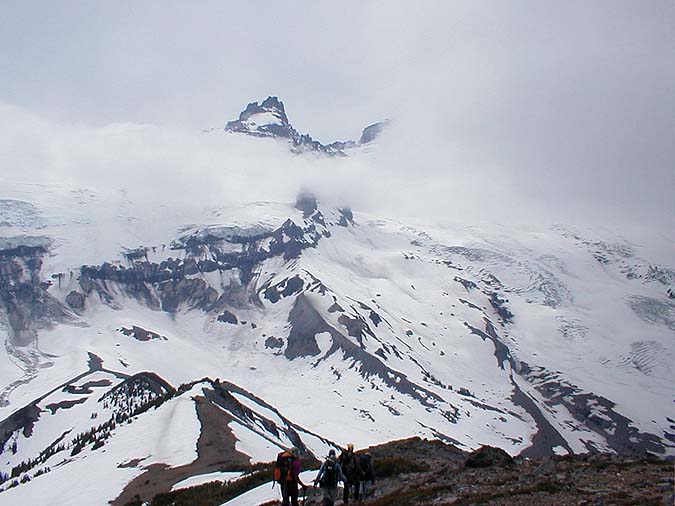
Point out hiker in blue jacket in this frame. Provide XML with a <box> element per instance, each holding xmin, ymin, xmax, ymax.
<box><xmin>314</xmin><ymin>449</ymin><xmax>347</xmax><ymax>506</ymax></box>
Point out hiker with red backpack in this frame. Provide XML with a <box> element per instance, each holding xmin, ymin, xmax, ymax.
<box><xmin>338</xmin><ymin>443</ymin><xmax>364</xmax><ymax>504</ymax></box>
<box><xmin>273</xmin><ymin>447</ymin><xmax>309</xmax><ymax>506</ymax></box>
<box><xmin>313</xmin><ymin>448</ymin><xmax>347</xmax><ymax>506</ymax></box>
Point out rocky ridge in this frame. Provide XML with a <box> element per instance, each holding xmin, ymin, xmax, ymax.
<box><xmin>120</xmin><ymin>437</ymin><xmax>675</xmax><ymax>506</ymax></box>
<box><xmin>225</xmin><ymin>96</ymin><xmax>386</xmax><ymax>156</ymax></box>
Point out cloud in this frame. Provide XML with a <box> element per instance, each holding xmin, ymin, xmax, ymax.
<box><xmin>0</xmin><ymin>2</ymin><xmax>672</xmax><ymax>233</ymax></box>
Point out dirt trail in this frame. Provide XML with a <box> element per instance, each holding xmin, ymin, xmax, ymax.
<box><xmin>111</xmin><ymin>396</ymin><xmax>250</xmax><ymax>506</ymax></box>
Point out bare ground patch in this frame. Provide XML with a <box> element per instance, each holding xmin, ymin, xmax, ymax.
<box><xmin>111</xmin><ymin>396</ymin><xmax>250</xmax><ymax>506</ymax></box>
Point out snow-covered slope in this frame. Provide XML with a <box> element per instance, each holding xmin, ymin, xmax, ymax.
<box><xmin>0</xmin><ymin>176</ymin><xmax>673</xmax><ymax>503</ymax></box>
<box><xmin>0</xmin><ymin>357</ymin><xmax>333</xmax><ymax>505</ymax></box>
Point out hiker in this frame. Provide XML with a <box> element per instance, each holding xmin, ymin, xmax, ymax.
<box><xmin>339</xmin><ymin>443</ymin><xmax>363</xmax><ymax>503</ymax></box>
<box><xmin>275</xmin><ymin>447</ymin><xmax>309</xmax><ymax>506</ymax></box>
<box><xmin>359</xmin><ymin>452</ymin><xmax>375</xmax><ymax>499</ymax></box>
<box><xmin>313</xmin><ymin>449</ymin><xmax>347</xmax><ymax>506</ymax></box>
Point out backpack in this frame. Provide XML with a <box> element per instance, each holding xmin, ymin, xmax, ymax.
<box><xmin>319</xmin><ymin>459</ymin><xmax>338</xmax><ymax>487</ymax></box>
<box><xmin>273</xmin><ymin>451</ymin><xmax>294</xmax><ymax>483</ymax></box>
<box><xmin>359</xmin><ymin>454</ymin><xmax>375</xmax><ymax>481</ymax></box>
<box><xmin>341</xmin><ymin>451</ymin><xmax>361</xmax><ymax>478</ymax></box>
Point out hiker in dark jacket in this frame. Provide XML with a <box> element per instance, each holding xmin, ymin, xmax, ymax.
<box><xmin>359</xmin><ymin>452</ymin><xmax>376</xmax><ymax>498</ymax></box>
<box><xmin>339</xmin><ymin>443</ymin><xmax>363</xmax><ymax>503</ymax></box>
<box><xmin>313</xmin><ymin>449</ymin><xmax>347</xmax><ymax>506</ymax></box>
<box><xmin>282</xmin><ymin>447</ymin><xmax>309</xmax><ymax>506</ymax></box>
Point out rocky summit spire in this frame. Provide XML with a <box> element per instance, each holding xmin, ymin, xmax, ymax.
<box><xmin>224</xmin><ymin>96</ymin><xmax>387</xmax><ymax>156</ymax></box>
<box><xmin>226</xmin><ymin>96</ymin><xmax>292</xmax><ymax>139</ymax></box>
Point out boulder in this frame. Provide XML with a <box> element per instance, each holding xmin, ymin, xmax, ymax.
<box><xmin>465</xmin><ymin>445</ymin><xmax>514</xmax><ymax>468</ymax></box>
<box><xmin>65</xmin><ymin>290</ymin><xmax>85</xmax><ymax>310</ymax></box>
<box><xmin>217</xmin><ymin>310</ymin><xmax>238</xmax><ymax>324</ymax></box>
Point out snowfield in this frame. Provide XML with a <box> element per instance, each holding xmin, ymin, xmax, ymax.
<box><xmin>0</xmin><ymin>179</ymin><xmax>673</xmax><ymax>505</ymax></box>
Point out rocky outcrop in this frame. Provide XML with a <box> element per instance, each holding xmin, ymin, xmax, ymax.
<box><xmin>346</xmin><ymin>438</ymin><xmax>673</xmax><ymax>506</ymax></box>
<box><xmin>0</xmin><ymin>237</ymin><xmax>70</xmax><ymax>346</ymax></box>
<box><xmin>217</xmin><ymin>310</ymin><xmax>238</xmax><ymax>324</ymax></box>
<box><xmin>358</xmin><ymin>120</ymin><xmax>388</xmax><ymax>144</ymax></box>
<box><xmin>295</xmin><ymin>191</ymin><xmax>318</xmax><ymax>217</ymax></box>
<box><xmin>65</xmin><ymin>290</ymin><xmax>85</xmax><ymax>310</ymax></box>
<box><xmin>338</xmin><ymin>207</ymin><xmax>354</xmax><ymax>227</ymax></box>
<box><xmin>465</xmin><ymin>445</ymin><xmax>514</xmax><ymax>468</ymax></box>
<box><xmin>118</xmin><ymin>326</ymin><xmax>166</xmax><ymax>342</ymax></box>
<box><xmin>285</xmin><ymin>294</ymin><xmax>457</xmax><ymax>425</ymax></box>
<box><xmin>78</xmin><ymin>210</ymin><xmax>330</xmax><ymax>315</ymax></box>
<box><xmin>225</xmin><ymin>96</ymin><xmax>382</xmax><ymax>156</ymax></box>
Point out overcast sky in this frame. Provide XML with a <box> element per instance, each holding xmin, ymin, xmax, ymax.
<box><xmin>1</xmin><ymin>1</ymin><xmax>673</xmax><ymax>232</ymax></box>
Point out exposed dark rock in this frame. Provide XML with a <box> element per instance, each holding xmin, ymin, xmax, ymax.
<box><xmin>123</xmin><ymin>247</ymin><xmax>148</xmax><ymax>262</ymax></box>
<box><xmin>263</xmin><ymin>275</ymin><xmax>304</xmax><ymax>303</ymax></box>
<box><xmin>465</xmin><ymin>320</ymin><xmax>511</xmax><ymax>370</ymax></box>
<box><xmin>64</xmin><ymin>379</ymin><xmax>112</xmax><ymax>395</ymax></box>
<box><xmin>206</xmin><ymin>379</ymin><xmax>331</xmax><ymax>459</ymax></box>
<box><xmin>44</xmin><ymin>397</ymin><xmax>87</xmax><ymax>415</ymax></box>
<box><xmin>285</xmin><ymin>294</ymin><xmax>323</xmax><ymax>359</ymax></box>
<box><xmin>463</xmin><ymin>320</ymin><xmax>574</xmax><ymax>457</ymax></box>
<box><xmin>157</xmin><ymin>278</ymin><xmax>218</xmax><ymax>313</ymax></box>
<box><xmin>337</xmin><ymin>313</ymin><xmax>375</xmax><ymax>346</ymax></box>
<box><xmin>521</xmin><ymin>363</ymin><xmax>670</xmax><ymax>456</ymax></box>
<box><xmin>199</xmin><ymin>259</ymin><xmax>218</xmax><ymax>273</ymax></box>
<box><xmin>217</xmin><ymin>310</ymin><xmax>238</xmax><ymax>324</ymax></box>
<box><xmin>264</xmin><ymin>336</ymin><xmax>284</xmax><ymax>349</ymax></box>
<box><xmin>118</xmin><ymin>326</ymin><xmax>167</xmax><ymax>341</ymax></box>
<box><xmin>358</xmin><ymin>120</ymin><xmax>388</xmax><ymax>144</ymax></box>
<box><xmin>327</xmin><ymin>301</ymin><xmax>344</xmax><ymax>313</ymax></box>
<box><xmin>295</xmin><ymin>191</ymin><xmax>318</xmax><ymax>218</ymax></box>
<box><xmin>459</xmin><ymin>298</ymin><xmax>482</xmax><ymax>311</ymax></box>
<box><xmin>0</xmin><ymin>238</ymin><xmax>70</xmax><ymax>346</ymax></box>
<box><xmin>533</xmin><ymin>456</ymin><xmax>557</xmax><ymax>476</ymax></box>
<box><xmin>489</xmin><ymin>292</ymin><xmax>514</xmax><ymax>323</ymax></box>
<box><xmin>331</xmin><ymin>438</ymin><xmax>674</xmax><ymax>506</ymax></box>
<box><xmin>224</xmin><ymin>96</ymin><xmax>356</xmax><ymax>156</ymax></box>
<box><xmin>511</xmin><ymin>379</ymin><xmax>573</xmax><ymax>459</ymax></box>
<box><xmin>465</xmin><ymin>445</ymin><xmax>514</xmax><ymax>468</ymax></box>
<box><xmin>454</xmin><ymin>275</ymin><xmax>478</xmax><ymax>290</ymax></box>
<box><xmin>65</xmin><ymin>290</ymin><xmax>85</xmax><ymax>310</ymax></box>
<box><xmin>183</xmin><ymin>258</ymin><xmax>199</xmax><ymax>275</ymax></box>
<box><xmin>338</xmin><ymin>208</ymin><xmax>354</xmax><ymax>227</ymax></box>
<box><xmin>286</xmin><ymin>295</ymin><xmax>455</xmax><ymax>423</ymax></box>
<box><xmin>466</xmin><ymin>318</ymin><xmax>670</xmax><ymax>458</ymax></box>
<box><xmin>79</xmin><ymin>275</ymin><xmax>95</xmax><ymax>294</ymax></box>
<box><xmin>0</xmin><ymin>403</ymin><xmax>41</xmax><ymax>451</ymax></box>
<box><xmin>76</xmin><ymin>208</ymin><xmax>328</xmax><ymax>318</ymax></box>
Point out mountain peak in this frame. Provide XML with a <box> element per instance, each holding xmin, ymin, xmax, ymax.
<box><xmin>227</xmin><ymin>96</ymin><xmax>290</xmax><ymax>136</ymax></box>
<box><xmin>224</xmin><ymin>96</ymin><xmax>386</xmax><ymax>156</ymax></box>
<box><xmin>239</xmin><ymin>96</ymin><xmax>289</xmax><ymax>124</ymax></box>
<box><xmin>260</xmin><ymin>95</ymin><xmax>286</xmax><ymax>114</ymax></box>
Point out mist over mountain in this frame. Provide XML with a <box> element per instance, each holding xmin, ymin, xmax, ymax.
<box><xmin>0</xmin><ymin>97</ymin><xmax>673</xmax><ymax>505</ymax></box>
<box><xmin>1</xmin><ymin>3</ymin><xmax>673</xmax><ymax>505</ymax></box>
